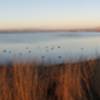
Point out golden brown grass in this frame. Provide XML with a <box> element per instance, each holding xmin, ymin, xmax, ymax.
<box><xmin>0</xmin><ymin>59</ymin><xmax>99</xmax><ymax>100</ymax></box>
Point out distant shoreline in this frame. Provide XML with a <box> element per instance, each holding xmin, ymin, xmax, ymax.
<box><xmin>0</xmin><ymin>28</ymin><xmax>100</xmax><ymax>33</ymax></box>
<box><xmin>0</xmin><ymin>31</ymin><xmax>100</xmax><ymax>33</ymax></box>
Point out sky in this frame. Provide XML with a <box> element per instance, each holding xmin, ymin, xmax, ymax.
<box><xmin>0</xmin><ymin>0</ymin><xmax>100</xmax><ymax>30</ymax></box>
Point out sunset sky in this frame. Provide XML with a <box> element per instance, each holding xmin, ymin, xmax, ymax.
<box><xmin>0</xmin><ymin>0</ymin><xmax>100</xmax><ymax>30</ymax></box>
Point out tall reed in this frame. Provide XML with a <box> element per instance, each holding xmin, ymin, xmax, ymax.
<box><xmin>0</xmin><ymin>59</ymin><xmax>99</xmax><ymax>100</ymax></box>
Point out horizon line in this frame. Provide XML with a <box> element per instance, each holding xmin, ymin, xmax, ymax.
<box><xmin>0</xmin><ymin>27</ymin><xmax>100</xmax><ymax>33</ymax></box>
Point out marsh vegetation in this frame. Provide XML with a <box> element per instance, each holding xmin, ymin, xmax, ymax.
<box><xmin>0</xmin><ymin>59</ymin><xmax>100</xmax><ymax>100</ymax></box>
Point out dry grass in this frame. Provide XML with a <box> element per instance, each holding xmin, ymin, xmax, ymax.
<box><xmin>0</xmin><ymin>59</ymin><xmax>99</xmax><ymax>100</ymax></box>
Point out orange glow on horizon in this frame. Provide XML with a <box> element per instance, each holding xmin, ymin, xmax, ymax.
<box><xmin>0</xmin><ymin>19</ymin><xmax>100</xmax><ymax>30</ymax></box>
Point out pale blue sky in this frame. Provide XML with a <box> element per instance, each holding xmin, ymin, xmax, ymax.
<box><xmin>0</xmin><ymin>0</ymin><xmax>100</xmax><ymax>29</ymax></box>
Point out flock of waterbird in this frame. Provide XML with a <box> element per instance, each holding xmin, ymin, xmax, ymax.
<box><xmin>2</xmin><ymin>45</ymin><xmax>84</xmax><ymax>61</ymax></box>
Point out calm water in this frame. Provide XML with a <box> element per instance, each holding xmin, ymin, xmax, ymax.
<box><xmin>0</xmin><ymin>32</ymin><xmax>100</xmax><ymax>64</ymax></box>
